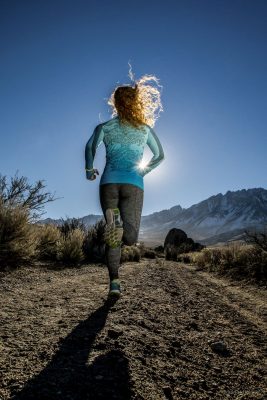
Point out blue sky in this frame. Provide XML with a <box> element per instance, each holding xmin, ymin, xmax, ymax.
<box><xmin>0</xmin><ymin>0</ymin><xmax>266</xmax><ymax>219</ymax></box>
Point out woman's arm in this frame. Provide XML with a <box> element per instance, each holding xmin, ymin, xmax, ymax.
<box><xmin>140</xmin><ymin>126</ymin><xmax>165</xmax><ymax>177</ymax></box>
<box><xmin>85</xmin><ymin>124</ymin><xmax>104</xmax><ymax>179</ymax></box>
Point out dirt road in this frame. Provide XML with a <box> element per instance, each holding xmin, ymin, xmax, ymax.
<box><xmin>0</xmin><ymin>259</ymin><xmax>266</xmax><ymax>400</ymax></box>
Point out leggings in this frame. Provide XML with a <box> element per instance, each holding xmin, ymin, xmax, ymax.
<box><xmin>99</xmin><ymin>183</ymin><xmax>144</xmax><ymax>280</ymax></box>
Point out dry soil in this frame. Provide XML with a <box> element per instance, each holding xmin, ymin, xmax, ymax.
<box><xmin>0</xmin><ymin>259</ymin><xmax>266</xmax><ymax>400</ymax></box>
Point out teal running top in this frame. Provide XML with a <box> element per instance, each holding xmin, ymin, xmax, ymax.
<box><xmin>85</xmin><ymin>116</ymin><xmax>165</xmax><ymax>190</ymax></box>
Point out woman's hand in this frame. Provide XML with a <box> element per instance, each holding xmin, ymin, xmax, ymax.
<box><xmin>86</xmin><ymin>169</ymin><xmax>99</xmax><ymax>180</ymax></box>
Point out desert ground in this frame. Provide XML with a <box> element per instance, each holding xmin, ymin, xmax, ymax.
<box><xmin>0</xmin><ymin>259</ymin><xmax>266</xmax><ymax>400</ymax></box>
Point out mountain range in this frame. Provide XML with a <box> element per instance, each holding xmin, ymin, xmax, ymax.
<box><xmin>39</xmin><ymin>188</ymin><xmax>267</xmax><ymax>246</ymax></box>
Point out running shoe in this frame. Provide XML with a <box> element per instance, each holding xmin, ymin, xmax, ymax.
<box><xmin>104</xmin><ymin>208</ymin><xmax>124</xmax><ymax>248</ymax></box>
<box><xmin>108</xmin><ymin>279</ymin><xmax>121</xmax><ymax>297</ymax></box>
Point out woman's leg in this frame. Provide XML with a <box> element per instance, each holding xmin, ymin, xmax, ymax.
<box><xmin>118</xmin><ymin>184</ymin><xmax>144</xmax><ymax>246</ymax></box>
<box><xmin>99</xmin><ymin>183</ymin><xmax>121</xmax><ymax>281</ymax></box>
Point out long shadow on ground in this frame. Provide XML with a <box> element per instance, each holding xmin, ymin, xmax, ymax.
<box><xmin>12</xmin><ymin>298</ymin><xmax>133</xmax><ymax>400</ymax></box>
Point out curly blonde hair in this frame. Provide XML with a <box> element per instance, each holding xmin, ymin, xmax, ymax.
<box><xmin>107</xmin><ymin>73</ymin><xmax>163</xmax><ymax>129</ymax></box>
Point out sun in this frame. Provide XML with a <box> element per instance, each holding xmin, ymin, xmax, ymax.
<box><xmin>138</xmin><ymin>160</ymin><xmax>147</xmax><ymax>170</ymax></box>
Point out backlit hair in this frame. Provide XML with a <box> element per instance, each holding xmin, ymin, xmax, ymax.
<box><xmin>107</xmin><ymin>72</ymin><xmax>163</xmax><ymax>129</ymax></box>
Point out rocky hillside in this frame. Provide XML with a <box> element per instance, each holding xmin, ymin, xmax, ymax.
<box><xmin>39</xmin><ymin>188</ymin><xmax>267</xmax><ymax>246</ymax></box>
<box><xmin>139</xmin><ymin>188</ymin><xmax>267</xmax><ymax>245</ymax></box>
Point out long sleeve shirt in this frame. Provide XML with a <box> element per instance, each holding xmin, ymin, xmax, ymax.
<box><xmin>85</xmin><ymin>116</ymin><xmax>164</xmax><ymax>190</ymax></box>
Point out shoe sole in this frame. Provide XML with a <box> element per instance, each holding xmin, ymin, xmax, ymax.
<box><xmin>105</xmin><ymin>208</ymin><xmax>115</xmax><ymax>225</ymax></box>
<box><xmin>104</xmin><ymin>209</ymin><xmax>124</xmax><ymax>245</ymax></box>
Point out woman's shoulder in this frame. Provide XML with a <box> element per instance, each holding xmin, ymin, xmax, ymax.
<box><xmin>92</xmin><ymin>117</ymin><xmax>118</xmax><ymax>135</ymax></box>
<box><xmin>100</xmin><ymin>116</ymin><xmax>119</xmax><ymax>129</ymax></box>
<box><xmin>100</xmin><ymin>116</ymin><xmax>150</xmax><ymax>135</ymax></box>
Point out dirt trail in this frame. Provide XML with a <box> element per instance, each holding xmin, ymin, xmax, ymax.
<box><xmin>0</xmin><ymin>260</ymin><xmax>266</xmax><ymax>400</ymax></box>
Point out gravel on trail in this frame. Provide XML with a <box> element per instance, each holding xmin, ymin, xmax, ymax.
<box><xmin>0</xmin><ymin>259</ymin><xmax>266</xmax><ymax>400</ymax></box>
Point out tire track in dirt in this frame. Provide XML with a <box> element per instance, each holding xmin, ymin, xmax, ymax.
<box><xmin>167</xmin><ymin>262</ymin><xmax>267</xmax><ymax>350</ymax></box>
<box><xmin>196</xmin><ymin>268</ymin><xmax>267</xmax><ymax>327</ymax></box>
<box><xmin>117</xmin><ymin>260</ymin><xmax>267</xmax><ymax>399</ymax></box>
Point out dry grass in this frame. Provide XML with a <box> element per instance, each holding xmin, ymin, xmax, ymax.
<box><xmin>189</xmin><ymin>243</ymin><xmax>267</xmax><ymax>282</ymax></box>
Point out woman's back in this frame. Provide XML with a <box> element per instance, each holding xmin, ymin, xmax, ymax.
<box><xmin>85</xmin><ymin>116</ymin><xmax>164</xmax><ymax>190</ymax></box>
<box><xmin>103</xmin><ymin>116</ymin><xmax>147</xmax><ymax>170</ymax></box>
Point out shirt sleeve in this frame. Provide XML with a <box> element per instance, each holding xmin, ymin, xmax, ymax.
<box><xmin>140</xmin><ymin>126</ymin><xmax>165</xmax><ymax>177</ymax></box>
<box><xmin>85</xmin><ymin>124</ymin><xmax>104</xmax><ymax>172</ymax></box>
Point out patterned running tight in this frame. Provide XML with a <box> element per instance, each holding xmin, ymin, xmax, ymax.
<box><xmin>99</xmin><ymin>183</ymin><xmax>144</xmax><ymax>281</ymax></box>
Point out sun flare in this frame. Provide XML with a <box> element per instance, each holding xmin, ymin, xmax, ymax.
<box><xmin>138</xmin><ymin>160</ymin><xmax>147</xmax><ymax>170</ymax></box>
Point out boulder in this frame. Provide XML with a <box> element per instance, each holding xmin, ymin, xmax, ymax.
<box><xmin>164</xmin><ymin>228</ymin><xmax>188</xmax><ymax>248</ymax></box>
<box><xmin>164</xmin><ymin>228</ymin><xmax>204</xmax><ymax>260</ymax></box>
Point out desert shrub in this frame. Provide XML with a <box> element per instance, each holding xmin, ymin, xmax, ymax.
<box><xmin>177</xmin><ymin>254</ymin><xmax>191</xmax><ymax>263</ymax></box>
<box><xmin>163</xmin><ymin>241</ymin><xmax>204</xmax><ymax>261</ymax></box>
<box><xmin>137</xmin><ymin>241</ymin><xmax>146</xmax><ymax>257</ymax></box>
<box><xmin>57</xmin><ymin>228</ymin><xmax>85</xmax><ymax>265</ymax></box>
<box><xmin>193</xmin><ymin>248</ymin><xmax>222</xmax><ymax>271</ymax></box>
<box><xmin>0</xmin><ymin>171</ymin><xmax>57</xmax><ymax>221</ymax></box>
<box><xmin>209</xmin><ymin>248</ymin><xmax>222</xmax><ymax>269</ymax></box>
<box><xmin>120</xmin><ymin>246</ymin><xmax>129</xmax><ymax>263</ymax></box>
<box><xmin>143</xmin><ymin>248</ymin><xmax>156</xmax><ymax>259</ymax></box>
<box><xmin>165</xmin><ymin>244</ymin><xmax>177</xmax><ymax>261</ymax></box>
<box><xmin>121</xmin><ymin>245</ymin><xmax>132</xmax><ymax>263</ymax></box>
<box><xmin>59</xmin><ymin>217</ymin><xmax>87</xmax><ymax>238</ymax></box>
<box><xmin>92</xmin><ymin>219</ymin><xmax>106</xmax><ymax>244</ymax></box>
<box><xmin>132</xmin><ymin>246</ymin><xmax>141</xmax><ymax>261</ymax></box>
<box><xmin>231</xmin><ymin>244</ymin><xmax>267</xmax><ymax>280</ymax></box>
<box><xmin>237</xmin><ymin>245</ymin><xmax>264</xmax><ymax>266</ymax></box>
<box><xmin>82</xmin><ymin>227</ymin><xmax>95</xmax><ymax>261</ymax></box>
<box><xmin>177</xmin><ymin>242</ymin><xmax>194</xmax><ymax>254</ymax></box>
<box><xmin>137</xmin><ymin>242</ymin><xmax>155</xmax><ymax>258</ymax></box>
<box><xmin>82</xmin><ymin>219</ymin><xmax>106</xmax><ymax>262</ymax></box>
<box><xmin>0</xmin><ymin>200</ymin><xmax>38</xmax><ymax>269</ymax></box>
<box><xmin>35</xmin><ymin>223</ymin><xmax>61</xmax><ymax>261</ymax></box>
<box><xmin>245</xmin><ymin>227</ymin><xmax>267</xmax><ymax>252</ymax></box>
<box><xmin>193</xmin><ymin>249</ymin><xmax>209</xmax><ymax>268</ymax></box>
<box><xmin>220</xmin><ymin>246</ymin><xmax>235</xmax><ymax>268</ymax></box>
<box><xmin>192</xmin><ymin>243</ymin><xmax>267</xmax><ymax>282</ymax></box>
<box><xmin>217</xmin><ymin>243</ymin><xmax>245</xmax><ymax>272</ymax></box>
<box><xmin>126</xmin><ymin>246</ymin><xmax>134</xmax><ymax>261</ymax></box>
<box><xmin>120</xmin><ymin>245</ymin><xmax>141</xmax><ymax>263</ymax></box>
<box><xmin>154</xmin><ymin>245</ymin><xmax>164</xmax><ymax>253</ymax></box>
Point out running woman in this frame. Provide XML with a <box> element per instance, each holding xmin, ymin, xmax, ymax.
<box><xmin>85</xmin><ymin>74</ymin><xmax>165</xmax><ymax>298</ymax></box>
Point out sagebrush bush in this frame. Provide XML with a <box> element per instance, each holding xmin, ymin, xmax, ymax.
<box><xmin>57</xmin><ymin>228</ymin><xmax>85</xmax><ymax>265</ymax></box>
<box><xmin>59</xmin><ymin>217</ymin><xmax>87</xmax><ymax>238</ymax></box>
<box><xmin>138</xmin><ymin>242</ymin><xmax>156</xmax><ymax>259</ymax></box>
<box><xmin>165</xmin><ymin>244</ymin><xmax>177</xmax><ymax>261</ymax></box>
<box><xmin>34</xmin><ymin>223</ymin><xmax>61</xmax><ymax>261</ymax></box>
<box><xmin>82</xmin><ymin>227</ymin><xmax>94</xmax><ymax>261</ymax></box>
<box><xmin>120</xmin><ymin>247</ymin><xmax>128</xmax><ymax>263</ymax></box>
<box><xmin>193</xmin><ymin>248</ymin><xmax>222</xmax><ymax>271</ymax></box>
<box><xmin>82</xmin><ymin>219</ymin><xmax>106</xmax><ymax>262</ymax></box>
<box><xmin>132</xmin><ymin>246</ymin><xmax>141</xmax><ymax>261</ymax></box>
<box><xmin>177</xmin><ymin>242</ymin><xmax>195</xmax><ymax>254</ymax></box>
<box><xmin>177</xmin><ymin>255</ymin><xmax>191</xmax><ymax>263</ymax></box>
<box><xmin>192</xmin><ymin>243</ymin><xmax>267</xmax><ymax>282</ymax></box>
<box><xmin>0</xmin><ymin>171</ymin><xmax>57</xmax><ymax>221</ymax></box>
<box><xmin>121</xmin><ymin>245</ymin><xmax>141</xmax><ymax>263</ymax></box>
<box><xmin>127</xmin><ymin>247</ymin><xmax>135</xmax><ymax>260</ymax></box>
<box><xmin>154</xmin><ymin>245</ymin><xmax>164</xmax><ymax>253</ymax></box>
<box><xmin>143</xmin><ymin>248</ymin><xmax>156</xmax><ymax>259</ymax></box>
<box><xmin>137</xmin><ymin>241</ymin><xmax>146</xmax><ymax>256</ymax></box>
<box><xmin>0</xmin><ymin>200</ymin><xmax>38</xmax><ymax>269</ymax></box>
